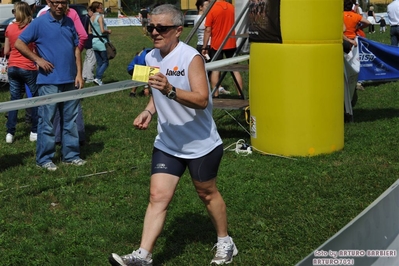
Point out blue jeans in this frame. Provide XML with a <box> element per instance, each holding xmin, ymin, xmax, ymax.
<box><xmin>54</xmin><ymin>102</ymin><xmax>85</xmax><ymax>143</ymax></box>
<box><xmin>390</xmin><ymin>26</ymin><xmax>399</xmax><ymax>46</ymax></box>
<box><xmin>94</xmin><ymin>50</ymin><xmax>109</xmax><ymax>79</ymax></box>
<box><xmin>6</xmin><ymin>67</ymin><xmax>39</xmax><ymax>135</ymax></box>
<box><xmin>36</xmin><ymin>84</ymin><xmax>81</xmax><ymax>165</ymax></box>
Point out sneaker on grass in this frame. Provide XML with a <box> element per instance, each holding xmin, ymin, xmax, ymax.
<box><xmin>211</xmin><ymin>237</ymin><xmax>238</xmax><ymax>265</ymax></box>
<box><xmin>109</xmin><ymin>251</ymin><xmax>153</xmax><ymax>266</ymax></box>
<box><xmin>6</xmin><ymin>133</ymin><xmax>13</xmax><ymax>143</ymax></box>
<box><xmin>62</xmin><ymin>158</ymin><xmax>86</xmax><ymax>166</ymax></box>
<box><xmin>29</xmin><ymin>132</ymin><xmax>37</xmax><ymax>142</ymax></box>
<box><xmin>93</xmin><ymin>78</ymin><xmax>103</xmax><ymax>86</ymax></box>
<box><xmin>37</xmin><ymin>162</ymin><xmax>57</xmax><ymax>171</ymax></box>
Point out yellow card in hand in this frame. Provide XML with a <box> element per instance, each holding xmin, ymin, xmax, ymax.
<box><xmin>132</xmin><ymin>65</ymin><xmax>160</xmax><ymax>82</ymax></box>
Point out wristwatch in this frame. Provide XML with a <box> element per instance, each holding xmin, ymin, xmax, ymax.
<box><xmin>167</xmin><ymin>86</ymin><xmax>176</xmax><ymax>100</ymax></box>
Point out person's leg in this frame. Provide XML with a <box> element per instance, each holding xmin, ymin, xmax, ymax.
<box><xmin>187</xmin><ymin>145</ymin><xmax>237</xmax><ymax>264</ymax></box>
<box><xmin>60</xmin><ymin>83</ymin><xmax>81</xmax><ymax>162</ymax></box>
<box><xmin>109</xmin><ymin>148</ymin><xmax>185</xmax><ymax>266</ymax></box>
<box><xmin>83</xmin><ymin>48</ymin><xmax>95</xmax><ymax>82</ymax></box>
<box><xmin>210</xmin><ymin>70</ymin><xmax>221</xmax><ymax>97</ymax></box>
<box><xmin>140</xmin><ymin>173</ymin><xmax>180</xmax><ymax>252</ymax></box>
<box><xmin>224</xmin><ymin>49</ymin><xmax>243</xmax><ymax>96</ymax></box>
<box><xmin>24</xmin><ymin>70</ymin><xmax>39</xmax><ymax>135</ymax></box>
<box><xmin>6</xmin><ymin>67</ymin><xmax>23</xmax><ymax>137</ymax></box>
<box><xmin>129</xmin><ymin>86</ymin><xmax>137</xmax><ymax>97</ymax></box>
<box><xmin>76</xmin><ymin>102</ymin><xmax>85</xmax><ymax>144</ymax></box>
<box><xmin>143</xmin><ymin>86</ymin><xmax>150</xmax><ymax>96</ymax></box>
<box><xmin>209</xmin><ymin>48</ymin><xmax>224</xmax><ymax>97</ymax></box>
<box><xmin>36</xmin><ymin>84</ymin><xmax>59</xmax><ymax>166</ymax></box>
<box><xmin>395</xmin><ymin>27</ymin><xmax>399</xmax><ymax>46</ymax></box>
<box><xmin>390</xmin><ymin>26</ymin><xmax>398</xmax><ymax>46</ymax></box>
<box><xmin>94</xmin><ymin>50</ymin><xmax>109</xmax><ymax>80</ymax></box>
<box><xmin>53</xmin><ymin>109</ymin><xmax>62</xmax><ymax>143</ymax></box>
<box><xmin>193</xmin><ymin>178</ymin><xmax>228</xmax><ymax>237</ymax></box>
<box><xmin>188</xmin><ymin>145</ymin><xmax>227</xmax><ymax>236</ymax></box>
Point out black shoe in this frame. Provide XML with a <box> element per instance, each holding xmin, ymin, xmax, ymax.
<box><xmin>129</xmin><ymin>92</ymin><xmax>136</xmax><ymax>98</ymax></box>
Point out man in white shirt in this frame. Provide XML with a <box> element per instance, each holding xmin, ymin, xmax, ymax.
<box><xmin>387</xmin><ymin>0</ymin><xmax>399</xmax><ymax>46</ymax></box>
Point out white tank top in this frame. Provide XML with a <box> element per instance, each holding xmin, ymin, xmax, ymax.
<box><xmin>146</xmin><ymin>41</ymin><xmax>222</xmax><ymax>159</ymax></box>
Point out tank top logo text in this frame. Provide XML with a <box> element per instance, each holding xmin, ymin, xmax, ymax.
<box><xmin>166</xmin><ymin>66</ymin><xmax>185</xmax><ymax>76</ymax></box>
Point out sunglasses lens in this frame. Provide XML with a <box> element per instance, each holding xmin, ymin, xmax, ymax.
<box><xmin>157</xmin><ymin>26</ymin><xmax>167</xmax><ymax>32</ymax></box>
<box><xmin>147</xmin><ymin>26</ymin><xmax>171</xmax><ymax>33</ymax></box>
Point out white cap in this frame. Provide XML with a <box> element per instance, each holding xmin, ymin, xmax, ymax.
<box><xmin>355</xmin><ymin>1</ymin><xmax>359</xmax><ymax>4</ymax></box>
<box><xmin>22</xmin><ymin>0</ymin><xmax>36</xmax><ymax>5</ymax></box>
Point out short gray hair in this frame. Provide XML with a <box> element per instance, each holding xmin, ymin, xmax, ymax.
<box><xmin>151</xmin><ymin>4</ymin><xmax>184</xmax><ymax>26</ymax></box>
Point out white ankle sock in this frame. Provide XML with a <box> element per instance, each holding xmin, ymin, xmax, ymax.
<box><xmin>217</xmin><ymin>235</ymin><xmax>231</xmax><ymax>243</ymax></box>
<box><xmin>137</xmin><ymin>248</ymin><xmax>152</xmax><ymax>260</ymax></box>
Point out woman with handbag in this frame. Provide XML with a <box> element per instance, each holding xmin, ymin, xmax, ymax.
<box><xmin>89</xmin><ymin>1</ymin><xmax>111</xmax><ymax>86</ymax></box>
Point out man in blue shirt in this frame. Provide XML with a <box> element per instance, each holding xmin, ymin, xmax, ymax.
<box><xmin>15</xmin><ymin>0</ymin><xmax>85</xmax><ymax>171</ymax></box>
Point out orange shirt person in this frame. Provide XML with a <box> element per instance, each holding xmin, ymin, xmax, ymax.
<box><xmin>202</xmin><ymin>0</ymin><xmax>243</xmax><ymax>98</ymax></box>
<box><xmin>343</xmin><ymin>0</ymin><xmax>370</xmax><ymax>40</ymax></box>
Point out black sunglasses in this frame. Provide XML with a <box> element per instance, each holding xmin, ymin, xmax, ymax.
<box><xmin>12</xmin><ymin>9</ymin><xmax>15</xmax><ymax>14</ymax></box>
<box><xmin>147</xmin><ymin>25</ymin><xmax>177</xmax><ymax>33</ymax></box>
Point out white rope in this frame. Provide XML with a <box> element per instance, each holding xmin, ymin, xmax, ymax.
<box><xmin>224</xmin><ymin>139</ymin><xmax>297</xmax><ymax>160</ymax></box>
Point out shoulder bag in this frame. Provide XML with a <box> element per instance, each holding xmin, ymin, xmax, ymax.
<box><xmin>89</xmin><ymin>19</ymin><xmax>116</xmax><ymax>60</ymax></box>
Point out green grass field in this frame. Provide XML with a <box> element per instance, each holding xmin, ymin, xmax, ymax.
<box><xmin>0</xmin><ymin>25</ymin><xmax>398</xmax><ymax>265</ymax></box>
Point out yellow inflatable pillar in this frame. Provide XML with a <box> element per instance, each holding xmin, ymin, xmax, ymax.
<box><xmin>249</xmin><ymin>0</ymin><xmax>344</xmax><ymax>156</ymax></box>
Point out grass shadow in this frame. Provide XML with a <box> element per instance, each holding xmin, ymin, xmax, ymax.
<box><xmin>353</xmin><ymin>108</ymin><xmax>399</xmax><ymax>122</ymax></box>
<box><xmin>0</xmin><ymin>151</ymin><xmax>32</xmax><ymax>172</ymax></box>
<box><xmin>155</xmin><ymin>212</ymin><xmax>215</xmax><ymax>264</ymax></box>
<box><xmin>83</xmin><ymin>123</ymin><xmax>107</xmax><ymax>143</ymax></box>
<box><xmin>80</xmin><ymin>124</ymin><xmax>107</xmax><ymax>158</ymax></box>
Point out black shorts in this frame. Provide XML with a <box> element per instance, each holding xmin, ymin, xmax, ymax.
<box><xmin>209</xmin><ymin>48</ymin><xmax>236</xmax><ymax>61</ymax></box>
<box><xmin>151</xmin><ymin>145</ymin><xmax>223</xmax><ymax>182</ymax></box>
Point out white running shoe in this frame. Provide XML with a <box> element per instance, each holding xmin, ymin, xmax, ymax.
<box><xmin>218</xmin><ymin>87</ymin><xmax>231</xmax><ymax>95</ymax></box>
<box><xmin>211</xmin><ymin>237</ymin><xmax>238</xmax><ymax>264</ymax></box>
<box><xmin>109</xmin><ymin>250</ymin><xmax>153</xmax><ymax>266</ymax></box>
<box><xmin>93</xmin><ymin>78</ymin><xmax>103</xmax><ymax>86</ymax></box>
<box><xmin>37</xmin><ymin>162</ymin><xmax>58</xmax><ymax>171</ymax></box>
<box><xmin>29</xmin><ymin>132</ymin><xmax>37</xmax><ymax>142</ymax></box>
<box><xmin>62</xmin><ymin>158</ymin><xmax>87</xmax><ymax>166</ymax></box>
<box><xmin>6</xmin><ymin>133</ymin><xmax>13</xmax><ymax>143</ymax></box>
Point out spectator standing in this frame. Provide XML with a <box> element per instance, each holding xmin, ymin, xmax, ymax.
<box><xmin>82</xmin><ymin>7</ymin><xmax>95</xmax><ymax>83</ymax></box>
<box><xmin>53</xmin><ymin>4</ymin><xmax>89</xmax><ymax>147</ymax></box>
<box><xmin>90</xmin><ymin>1</ymin><xmax>111</xmax><ymax>86</ymax></box>
<box><xmin>4</xmin><ymin>1</ymin><xmax>39</xmax><ymax>144</ymax></box>
<box><xmin>367</xmin><ymin>5</ymin><xmax>377</xmax><ymax>33</ymax></box>
<box><xmin>202</xmin><ymin>0</ymin><xmax>243</xmax><ymax>98</ymax></box>
<box><xmin>38</xmin><ymin>0</ymin><xmax>88</xmax><ymax>51</ymax></box>
<box><xmin>15</xmin><ymin>0</ymin><xmax>85</xmax><ymax>171</ymax></box>
<box><xmin>387</xmin><ymin>0</ymin><xmax>399</xmax><ymax>46</ymax></box>
<box><xmin>194</xmin><ymin>0</ymin><xmax>210</xmax><ymax>54</ymax></box>
<box><xmin>343</xmin><ymin>0</ymin><xmax>370</xmax><ymax>42</ymax></box>
<box><xmin>139</xmin><ymin>6</ymin><xmax>149</xmax><ymax>36</ymax></box>
<box><xmin>109</xmin><ymin>4</ymin><xmax>237</xmax><ymax>266</ymax></box>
